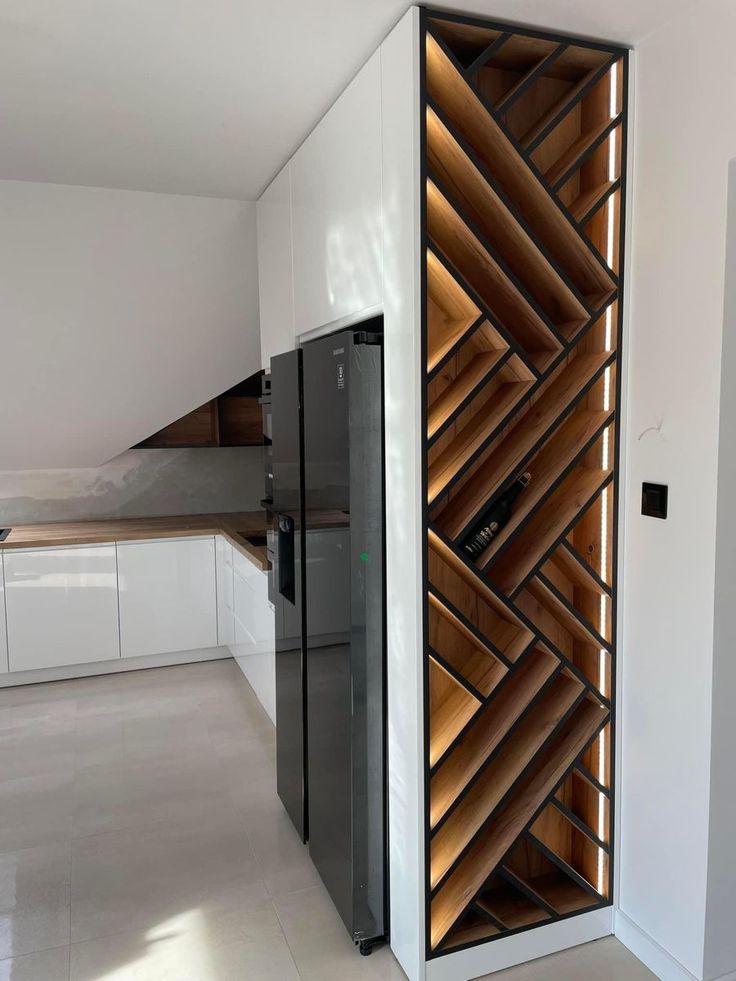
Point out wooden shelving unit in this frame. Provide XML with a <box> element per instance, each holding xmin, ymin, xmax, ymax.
<box><xmin>421</xmin><ymin>9</ymin><xmax>627</xmax><ymax>958</ymax></box>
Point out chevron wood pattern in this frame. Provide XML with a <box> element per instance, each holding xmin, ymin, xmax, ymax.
<box><xmin>421</xmin><ymin>10</ymin><xmax>627</xmax><ymax>957</ymax></box>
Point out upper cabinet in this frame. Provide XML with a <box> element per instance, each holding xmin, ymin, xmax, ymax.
<box><xmin>290</xmin><ymin>51</ymin><xmax>383</xmax><ymax>337</ymax></box>
<box><xmin>257</xmin><ymin>164</ymin><xmax>295</xmax><ymax>371</ymax></box>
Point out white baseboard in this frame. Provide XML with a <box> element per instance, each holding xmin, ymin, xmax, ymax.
<box><xmin>615</xmin><ymin>909</ymin><xmax>701</xmax><ymax>981</ymax></box>
<box><xmin>0</xmin><ymin>646</ymin><xmax>230</xmax><ymax>687</ymax></box>
<box><xmin>426</xmin><ymin>907</ymin><xmax>613</xmax><ymax>981</ymax></box>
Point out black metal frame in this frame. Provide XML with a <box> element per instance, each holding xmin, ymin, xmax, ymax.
<box><xmin>419</xmin><ymin>5</ymin><xmax>629</xmax><ymax>961</ymax></box>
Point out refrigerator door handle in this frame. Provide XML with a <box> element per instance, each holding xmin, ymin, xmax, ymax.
<box><xmin>277</xmin><ymin>513</ymin><xmax>296</xmax><ymax>605</ymax></box>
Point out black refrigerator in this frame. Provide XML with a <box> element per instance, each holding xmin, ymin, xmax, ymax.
<box><xmin>270</xmin><ymin>325</ymin><xmax>386</xmax><ymax>953</ymax></box>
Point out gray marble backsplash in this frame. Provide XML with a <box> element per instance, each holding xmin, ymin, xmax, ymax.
<box><xmin>0</xmin><ymin>446</ymin><xmax>266</xmax><ymax>526</ymax></box>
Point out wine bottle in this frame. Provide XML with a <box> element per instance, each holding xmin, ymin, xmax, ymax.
<box><xmin>462</xmin><ymin>472</ymin><xmax>532</xmax><ymax>559</ymax></box>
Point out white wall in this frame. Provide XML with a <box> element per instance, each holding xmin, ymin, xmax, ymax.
<box><xmin>619</xmin><ymin>2</ymin><xmax>736</xmax><ymax>977</ymax></box>
<box><xmin>0</xmin><ymin>179</ymin><xmax>260</xmax><ymax>470</ymax></box>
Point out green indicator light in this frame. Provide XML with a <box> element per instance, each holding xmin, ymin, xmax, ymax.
<box><xmin>359</xmin><ymin>552</ymin><xmax>369</xmax><ymax>562</ymax></box>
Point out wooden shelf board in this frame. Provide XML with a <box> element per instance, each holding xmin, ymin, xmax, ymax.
<box><xmin>430</xmin><ymin>656</ymin><xmax>482</xmax><ymax>768</ymax></box>
<box><xmin>437</xmin><ymin>351</ymin><xmax>612</xmax><ymax>540</ymax></box>
<box><xmin>428</xmin><ymin>379</ymin><xmax>533</xmax><ymax>502</ymax></box>
<box><xmin>427</xmin><ymin>248</ymin><xmax>483</xmax><ymax>372</ymax></box>
<box><xmin>477</xmin><ymin>887</ymin><xmax>550</xmax><ymax>930</ymax></box>
<box><xmin>430</xmin><ymin>672</ymin><xmax>584</xmax><ymax>888</ymax></box>
<box><xmin>544</xmin><ymin>115</ymin><xmax>621</xmax><ymax>189</ymax></box>
<box><xmin>476</xmin><ymin>410</ymin><xmax>612</xmax><ymax>569</ymax></box>
<box><xmin>427</xmin><ymin>107</ymin><xmax>589</xmax><ymax>332</ymax></box>
<box><xmin>527</xmin><ymin>871</ymin><xmax>600</xmax><ymax>915</ymax></box>
<box><xmin>429</xmin><ymin>593</ymin><xmax>508</xmax><ymax>697</ymax></box>
<box><xmin>425</xmin><ymin>33</ymin><xmax>615</xmax><ymax>304</ymax></box>
<box><xmin>440</xmin><ymin>912</ymin><xmax>501</xmax><ymax>950</ymax></box>
<box><xmin>528</xmin><ymin>573</ymin><xmax>611</xmax><ymax>652</ymax></box>
<box><xmin>428</xmin><ymin>349</ymin><xmax>507</xmax><ymax>438</ymax></box>
<box><xmin>430</xmin><ymin>695</ymin><xmax>608</xmax><ymax>948</ymax></box>
<box><xmin>488</xmin><ymin>465</ymin><xmax>612</xmax><ymax>596</ymax></box>
<box><xmin>570</xmin><ymin>180</ymin><xmax>617</xmax><ymax>224</ymax></box>
<box><xmin>430</xmin><ymin>647</ymin><xmax>558</xmax><ymax>828</ymax></box>
<box><xmin>428</xmin><ymin>181</ymin><xmax>563</xmax><ymax>362</ymax></box>
<box><xmin>521</xmin><ymin>58</ymin><xmax>615</xmax><ymax>151</ymax></box>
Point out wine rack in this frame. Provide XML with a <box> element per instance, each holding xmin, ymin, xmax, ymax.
<box><xmin>421</xmin><ymin>10</ymin><xmax>627</xmax><ymax>957</ymax></box>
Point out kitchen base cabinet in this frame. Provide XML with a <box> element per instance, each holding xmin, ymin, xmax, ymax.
<box><xmin>230</xmin><ymin>541</ymin><xmax>276</xmax><ymax>723</ymax></box>
<box><xmin>0</xmin><ymin>554</ymin><xmax>8</xmax><ymax>673</ymax></box>
<box><xmin>215</xmin><ymin>536</ymin><xmax>235</xmax><ymax>646</ymax></box>
<box><xmin>4</xmin><ymin>544</ymin><xmax>120</xmax><ymax>672</ymax></box>
<box><xmin>117</xmin><ymin>537</ymin><xmax>218</xmax><ymax>658</ymax></box>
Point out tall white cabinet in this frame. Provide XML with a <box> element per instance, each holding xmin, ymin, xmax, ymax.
<box><xmin>117</xmin><ymin>537</ymin><xmax>218</xmax><ymax>658</ymax></box>
<box><xmin>257</xmin><ymin>164</ymin><xmax>295</xmax><ymax>369</ymax></box>
<box><xmin>4</xmin><ymin>544</ymin><xmax>120</xmax><ymax>672</ymax></box>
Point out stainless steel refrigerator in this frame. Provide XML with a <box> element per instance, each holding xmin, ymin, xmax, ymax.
<box><xmin>270</xmin><ymin>325</ymin><xmax>386</xmax><ymax>954</ymax></box>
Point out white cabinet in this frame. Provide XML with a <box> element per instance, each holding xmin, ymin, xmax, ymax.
<box><xmin>4</xmin><ymin>545</ymin><xmax>120</xmax><ymax>672</ymax></box>
<box><xmin>257</xmin><ymin>164</ymin><xmax>295</xmax><ymax>369</ymax></box>
<box><xmin>215</xmin><ymin>535</ymin><xmax>235</xmax><ymax>647</ymax></box>
<box><xmin>291</xmin><ymin>51</ymin><xmax>383</xmax><ymax>336</ymax></box>
<box><xmin>231</xmin><ymin>547</ymin><xmax>276</xmax><ymax>723</ymax></box>
<box><xmin>0</xmin><ymin>554</ymin><xmax>8</xmax><ymax>673</ymax></box>
<box><xmin>117</xmin><ymin>537</ymin><xmax>217</xmax><ymax>658</ymax></box>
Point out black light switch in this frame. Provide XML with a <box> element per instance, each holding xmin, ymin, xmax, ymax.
<box><xmin>642</xmin><ymin>482</ymin><xmax>668</xmax><ymax>519</ymax></box>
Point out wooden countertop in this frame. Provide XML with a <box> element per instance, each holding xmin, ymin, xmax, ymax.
<box><xmin>0</xmin><ymin>512</ymin><xmax>271</xmax><ymax>571</ymax></box>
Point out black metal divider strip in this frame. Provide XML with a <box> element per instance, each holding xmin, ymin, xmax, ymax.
<box><xmin>470</xmin><ymin>901</ymin><xmax>507</xmax><ymax>933</ymax></box>
<box><xmin>463</xmin><ymin>31</ymin><xmax>512</xmax><ymax>79</ymax></box>
<box><xmin>430</xmin><ymin>687</ymin><xmax>590</xmax><ymax>898</ymax></box>
<box><xmin>428</xmin><ymin>171</ymin><xmax>571</xmax><ymax>349</ymax></box>
<box><xmin>578</xmin><ymin>178</ymin><xmax>621</xmax><ymax>228</ymax></box>
<box><xmin>535</xmin><ymin>570</ymin><xmax>613</xmax><ymax>652</ymax></box>
<box><xmin>427</xmin><ymin>582</ymin><xmax>513</xmax><ymax>667</ymax></box>
<box><xmin>429</xmin><ymin>662</ymin><xmax>565</xmax><ymax>839</ymax></box>
<box><xmin>507</xmin><ymin>471</ymin><xmax>615</xmax><ymax>601</ymax></box>
<box><xmin>576</xmin><ymin>761</ymin><xmax>610</xmax><ymax>798</ymax></box>
<box><xmin>429</xmin><ymin>347</ymin><xmax>514</xmax><ymax>446</ymax></box>
<box><xmin>524</xmin><ymin>55</ymin><xmax>619</xmax><ymax>153</ymax></box>
<box><xmin>426</xmin><ymin>23</ymin><xmax>618</xmax><ymax>290</ymax></box>
<box><xmin>561</xmin><ymin>538</ymin><xmax>613</xmax><ymax>596</ymax></box>
<box><xmin>551</xmin><ymin>114</ymin><xmax>623</xmax><ymax>192</ymax></box>
<box><xmin>550</xmin><ymin>796</ymin><xmax>609</xmax><ymax>853</ymax></box>
<box><xmin>463</xmin><ymin>402</ymin><xmax>615</xmax><ymax>559</ymax></box>
<box><xmin>427</xmin><ymin>95</ymin><xmax>594</xmax><ymax>316</ymax></box>
<box><xmin>433</xmin><ymin>706</ymin><xmax>611</xmax><ymax>946</ymax></box>
<box><xmin>496</xmin><ymin>44</ymin><xmax>567</xmax><ymax>115</ymax></box>
<box><xmin>429</xmin><ymin>522</ymin><xmax>609</xmax><ymax>708</ymax></box>
<box><xmin>524</xmin><ymin>830</ymin><xmax>603</xmax><ymax>900</ymax></box>
<box><xmin>499</xmin><ymin>865</ymin><xmax>557</xmax><ymax>917</ymax></box>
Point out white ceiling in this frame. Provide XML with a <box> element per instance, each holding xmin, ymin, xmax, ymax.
<box><xmin>0</xmin><ymin>0</ymin><xmax>697</xmax><ymax>202</ymax></box>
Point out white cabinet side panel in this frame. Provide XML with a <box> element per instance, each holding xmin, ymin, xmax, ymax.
<box><xmin>381</xmin><ymin>10</ymin><xmax>425</xmax><ymax>981</ymax></box>
<box><xmin>117</xmin><ymin>537</ymin><xmax>217</xmax><ymax>658</ymax></box>
<box><xmin>257</xmin><ymin>164</ymin><xmax>295</xmax><ymax>369</ymax></box>
<box><xmin>215</xmin><ymin>535</ymin><xmax>235</xmax><ymax>647</ymax></box>
<box><xmin>4</xmin><ymin>545</ymin><xmax>120</xmax><ymax>671</ymax></box>
<box><xmin>291</xmin><ymin>51</ymin><xmax>383</xmax><ymax>337</ymax></box>
<box><xmin>0</xmin><ymin>554</ymin><xmax>8</xmax><ymax>673</ymax></box>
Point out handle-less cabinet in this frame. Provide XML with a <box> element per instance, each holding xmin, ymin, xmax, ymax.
<box><xmin>290</xmin><ymin>50</ymin><xmax>382</xmax><ymax>336</ymax></box>
<box><xmin>0</xmin><ymin>554</ymin><xmax>8</xmax><ymax>673</ymax></box>
<box><xmin>4</xmin><ymin>544</ymin><xmax>120</xmax><ymax>672</ymax></box>
<box><xmin>257</xmin><ymin>164</ymin><xmax>296</xmax><ymax>368</ymax></box>
<box><xmin>117</xmin><ymin>537</ymin><xmax>217</xmax><ymax>658</ymax></box>
<box><xmin>215</xmin><ymin>536</ymin><xmax>235</xmax><ymax>647</ymax></box>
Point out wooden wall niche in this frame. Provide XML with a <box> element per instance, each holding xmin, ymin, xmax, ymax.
<box><xmin>422</xmin><ymin>10</ymin><xmax>626</xmax><ymax>957</ymax></box>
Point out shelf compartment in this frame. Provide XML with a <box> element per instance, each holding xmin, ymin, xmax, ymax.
<box><xmin>427</xmin><ymin>107</ymin><xmax>589</xmax><ymax>333</ymax></box>
<box><xmin>428</xmin><ymin>530</ymin><xmax>534</xmax><ymax>663</ymax></box>
<box><xmin>430</xmin><ymin>693</ymin><xmax>609</xmax><ymax>948</ymax></box>
<box><xmin>545</xmin><ymin>540</ymin><xmax>611</xmax><ymax>597</ymax></box>
<box><xmin>474</xmin><ymin>412</ymin><xmax>613</xmax><ymax>570</ymax></box>
<box><xmin>430</xmin><ymin>671</ymin><xmax>584</xmax><ymax>888</ymax></box>
<box><xmin>428</xmin><ymin>345</ymin><xmax>508</xmax><ymax>440</ymax></box>
<box><xmin>556</xmin><ymin>769</ymin><xmax>610</xmax><ymax>846</ymax></box>
<box><xmin>426</xmin><ymin>32</ymin><xmax>615</xmax><ymax>304</ymax></box>
<box><xmin>543</xmin><ymin>114</ymin><xmax>622</xmax><ymax>190</ymax></box>
<box><xmin>427</xmin><ymin>248</ymin><xmax>484</xmax><ymax>372</ymax></box>
<box><xmin>428</xmin><ymin>180</ymin><xmax>563</xmax><ymax>364</ymax></box>
<box><xmin>569</xmin><ymin>179</ymin><xmax>619</xmax><ymax>225</ymax></box>
<box><xmin>440</xmin><ymin>906</ymin><xmax>501</xmax><ymax>950</ymax></box>
<box><xmin>427</xmin><ymin>360</ymin><xmax>534</xmax><ymax>502</ymax></box>
<box><xmin>525</xmin><ymin>573</ymin><xmax>611</xmax><ymax>652</ymax></box>
<box><xmin>430</xmin><ymin>647</ymin><xmax>559</xmax><ymax>828</ymax></box>
<box><xmin>530</xmin><ymin>803</ymin><xmax>607</xmax><ymax>900</ymax></box>
<box><xmin>476</xmin><ymin>874</ymin><xmax>551</xmax><ymax>930</ymax></box>
<box><xmin>429</xmin><ymin>592</ymin><xmax>508</xmax><ymax>697</ymax></box>
<box><xmin>436</xmin><ymin>351</ymin><xmax>613</xmax><ymax>541</ymax></box>
<box><xmin>430</xmin><ymin>656</ymin><xmax>482</xmax><ymax>768</ymax></box>
<box><xmin>487</xmin><ymin>464</ymin><xmax>612</xmax><ymax>596</ymax></box>
<box><xmin>429</xmin><ymin>18</ymin><xmax>506</xmax><ymax>73</ymax></box>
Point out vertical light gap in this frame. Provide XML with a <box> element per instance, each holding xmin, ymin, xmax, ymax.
<box><xmin>597</xmin><ymin>58</ymin><xmax>619</xmax><ymax>894</ymax></box>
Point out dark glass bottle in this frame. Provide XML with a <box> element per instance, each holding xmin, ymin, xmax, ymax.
<box><xmin>461</xmin><ymin>472</ymin><xmax>532</xmax><ymax>559</ymax></box>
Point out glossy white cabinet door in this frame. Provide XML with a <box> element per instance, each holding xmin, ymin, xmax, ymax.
<box><xmin>117</xmin><ymin>537</ymin><xmax>217</xmax><ymax>658</ymax></box>
<box><xmin>215</xmin><ymin>536</ymin><xmax>235</xmax><ymax>647</ymax></box>
<box><xmin>0</xmin><ymin>553</ymin><xmax>8</xmax><ymax>673</ymax></box>
<box><xmin>291</xmin><ymin>50</ymin><xmax>383</xmax><ymax>337</ymax></box>
<box><xmin>257</xmin><ymin>163</ymin><xmax>295</xmax><ymax>369</ymax></box>
<box><xmin>231</xmin><ymin>560</ymin><xmax>275</xmax><ymax>723</ymax></box>
<box><xmin>4</xmin><ymin>545</ymin><xmax>120</xmax><ymax>672</ymax></box>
